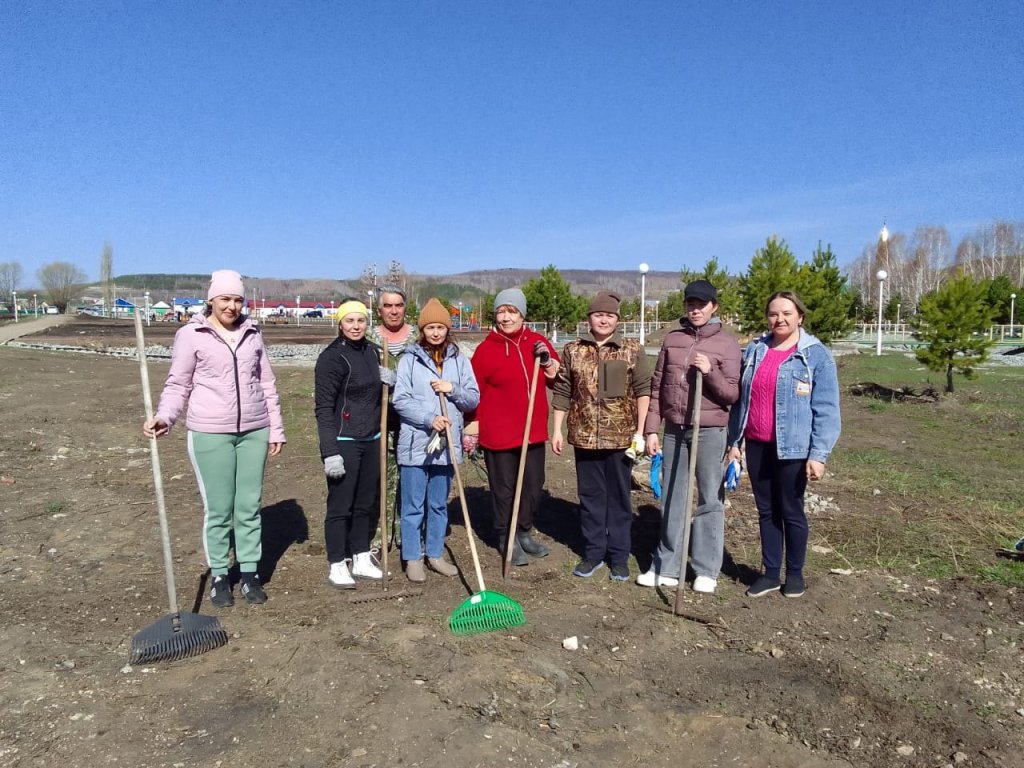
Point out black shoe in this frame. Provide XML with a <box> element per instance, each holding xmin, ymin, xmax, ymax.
<box><xmin>209</xmin><ymin>574</ymin><xmax>234</xmax><ymax>608</ymax></box>
<box><xmin>498</xmin><ymin>535</ymin><xmax>529</xmax><ymax>566</ymax></box>
<box><xmin>240</xmin><ymin>573</ymin><xmax>268</xmax><ymax>604</ymax></box>
<box><xmin>517</xmin><ymin>530</ymin><xmax>550</xmax><ymax>558</ymax></box>
<box><xmin>573</xmin><ymin>559</ymin><xmax>604</xmax><ymax>578</ymax></box>
<box><xmin>746</xmin><ymin>575</ymin><xmax>782</xmax><ymax>598</ymax></box>
<box><xmin>782</xmin><ymin>574</ymin><xmax>805</xmax><ymax>598</ymax></box>
<box><xmin>608</xmin><ymin>564</ymin><xmax>630</xmax><ymax>581</ymax></box>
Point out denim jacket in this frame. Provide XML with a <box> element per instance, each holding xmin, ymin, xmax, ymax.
<box><xmin>727</xmin><ymin>330</ymin><xmax>841</xmax><ymax>463</ymax></box>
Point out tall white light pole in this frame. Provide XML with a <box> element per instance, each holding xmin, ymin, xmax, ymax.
<box><xmin>875</xmin><ymin>270</ymin><xmax>888</xmax><ymax>355</ymax></box>
<box><xmin>144</xmin><ymin>292</ymin><xmax>151</xmax><ymax>326</ymax></box>
<box><xmin>296</xmin><ymin>295</ymin><xmax>301</xmax><ymax>325</ymax></box>
<box><xmin>33</xmin><ymin>293</ymin><xmax>38</xmax><ymax>317</ymax></box>
<box><xmin>12</xmin><ymin>291</ymin><xmax>18</xmax><ymax>323</ymax></box>
<box><xmin>639</xmin><ymin>262</ymin><xmax>650</xmax><ymax>346</ymax></box>
<box><xmin>1010</xmin><ymin>293</ymin><xmax>1017</xmax><ymax>337</ymax></box>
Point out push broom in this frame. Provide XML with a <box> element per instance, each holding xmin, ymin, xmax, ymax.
<box><xmin>129</xmin><ymin>310</ymin><xmax>228</xmax><ymax>664</ymax></box>
<box><xmin>439</xmin><ymin>395</ymin><xmax>525</xmax><ymax>635</ymax></box>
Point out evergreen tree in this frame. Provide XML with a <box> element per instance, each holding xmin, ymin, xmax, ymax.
<box><xmin>736</xmin><ymin>237</ymin><xmax>800</xmax><ymax>332</ymax></box>
<box><xmin>986</xmin><ymin>275</ymin><xmax>1016</xmax><ymax>324</ymax></box>
<box><xmin>659</xmin><ymin>290</ymin><xmax>685</xmax><ymax>323</ymax></box>
<box><xmin>522</xmin><ymin>265</ymin><xmax>587</xmax><ymax>334</ymax></box>
<box><xmin>911</xmin><ymin>273</ymin><xmax>996</xmax><ymax>393</ymax></box>
<box><xmin>794</xmin><ymin>242</ymin><xmax>854</xmax><ymax>343</ymax></box>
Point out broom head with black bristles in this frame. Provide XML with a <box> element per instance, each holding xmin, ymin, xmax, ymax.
<box><xmin>130</xmin><ymin>611</ymin><xmax>228</xmax><ymax>665</ymax></box>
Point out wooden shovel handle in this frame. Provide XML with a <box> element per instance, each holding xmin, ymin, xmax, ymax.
<box><xmin>439</xmin><ymin>394</ymin><xmax>486</xmax><ymax>592</ymax></box>
<box><xmin>504</xmin><ymin>354</ymin><xmax>542</xmax><ymax>579</ymax></box>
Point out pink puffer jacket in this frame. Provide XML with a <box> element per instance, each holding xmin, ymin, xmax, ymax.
<box><xmin>154</xmin><ymin>313</ymin><xmax>286</xmax><ymax>443</ymax></box>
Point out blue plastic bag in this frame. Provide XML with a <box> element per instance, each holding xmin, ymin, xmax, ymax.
<box><xmin>725</xmin><ymin>458</ymin><xmax>743</xmax><ymax>492</ymax></box>
<box><xmin>650</xmin><ymin>451</ymin><xmax>663</xmax><ymax>499</ymax></box>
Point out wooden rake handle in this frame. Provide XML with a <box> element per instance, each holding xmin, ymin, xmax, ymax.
<box><xmin>673</xmin><ymin>371</ymin><xmax>703</xmax><ymax>615</ymax></box>
<box><xmin>504</xmin><ymin>354</ymin><xmax>542</xmax><ymax>579</ymax></box>
<box><xmin>439</xmin><ymin>394</ymin><xmax>486</xmax><ymax>593</ymax></box>
<box><xmin>378</xmin><ymin>345</ymin><xmax>390</xmax><ymax>591</ymax></box>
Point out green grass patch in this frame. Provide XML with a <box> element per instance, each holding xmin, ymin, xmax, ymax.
<box><xmin>825</xmin><ymin>351</ymin><xmax>1024</xmax><ymax>584</ymax></box>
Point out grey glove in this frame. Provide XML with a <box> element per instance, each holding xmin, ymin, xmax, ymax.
<box><xmin>324</xmin><ymin>454</ymin><xmax>346</xmax><ymax>479</ymax></box>
<box><xmin>533</xmin><ymin>341</ymin><xmax>552</xmax><ymax>367</ymax></box>
<box><xmin>378</xmin><ymin>366</ymin><xmax>397</xmax><ymax>387</ymax></box>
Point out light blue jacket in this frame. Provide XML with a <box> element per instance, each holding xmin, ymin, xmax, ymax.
<box><xmin>727</xmin><ymin>329</ymin><xmax>841</xmax><ymax>463</ymax></box>
<box><xmin>393</xmin><ymin>342</ymin><xmax>480</xmax><ymax>466</ymax></box>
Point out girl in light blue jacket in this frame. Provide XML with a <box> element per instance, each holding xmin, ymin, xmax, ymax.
<box><xmin>392</xmin><ymin>298</ymin><xmax>480</xmax><ymax>583</ymax></box>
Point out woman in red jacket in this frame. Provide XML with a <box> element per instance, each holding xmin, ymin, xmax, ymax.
<box><xmin>470</xmin><ymin>288</ymin><xmax>560</xmax><ymax>566</ymax></box>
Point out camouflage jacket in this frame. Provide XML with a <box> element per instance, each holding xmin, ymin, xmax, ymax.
<box><xmin>552</xmin><ymin>332</ymin><xmax>652</xmax><ymax>450</ymax></box>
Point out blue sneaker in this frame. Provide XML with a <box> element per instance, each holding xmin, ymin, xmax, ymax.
<box><xmin>609</xmin><ymin>564</ymin><xmax>630</xmax><ymax>581</ymax></box>
<box><xmin>573</xmin><ymin>559</ymin><xmax>604</xmax><ymax>578</ymax></box>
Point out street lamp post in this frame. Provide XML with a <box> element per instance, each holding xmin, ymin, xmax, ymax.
<box><xmin>367</xmin><ymin>290</ymin><xmax>374</xmax><ymax>324</ymax></box>
<box><xmin>875</xmin><ymin>269</ymin><xmax>888</xmax><ymax>355</ymax></box>
<box><xmin>12</xmin><ymin>291</ymin><xmax>18</xmax><ymax>323</ymax></box>
<box><xmin>638</xmin><ymin>262</ymin><xmax>650</xmax><ymax>346</ymax></box>
<box><xmin>1010</xmin><ymin>293</ymin><xmax>1017</xmax><ymax>338</ymax></box>
<box><xmin>33</xmin><ymin>293</ymin><xmax>38</xmax><ymax>317</ymax></box>
<box><xmin>296</xmin><ymin>295</ymin><xmax>301</xmax><ymax>325</ymax></box>
<box><xmin>457</xmin><ymin>302</ymin><xmax>463</xmax><ymax>331</ymax></box>
<box><xmin>144</xmin><ymin>292</ymin><xmax>151</xmax><ymax>326</ymax></box>
<box><xmin>896</xmin><ymin>302</ymin><xmax>901</xmax><ymax>340</ymax></box>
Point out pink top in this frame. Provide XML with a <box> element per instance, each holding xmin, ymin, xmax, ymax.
<box><xmin>744</xmin><ymin>347</ymin><xmax>793</xmax><ymax>443</ymax></box>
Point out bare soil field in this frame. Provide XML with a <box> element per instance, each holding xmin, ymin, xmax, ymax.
<box><xmin>1</xmin><ymin>319</ymin><xmax>1022</xmax><ymax>768</ymax></box>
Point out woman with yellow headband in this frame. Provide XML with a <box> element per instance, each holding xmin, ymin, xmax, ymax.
<box><xmin>314</xmin><ymin>298</ymin><xmax>396</xmax><ymax>589</ymax></box>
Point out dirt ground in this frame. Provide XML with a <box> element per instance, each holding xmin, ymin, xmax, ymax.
<box><xmin>2</xmin><ymin>321</ymin><xmax>1023</xmax><ymax>768</ymax></box>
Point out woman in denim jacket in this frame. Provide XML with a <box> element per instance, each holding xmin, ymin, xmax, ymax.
<box><xmin>727</xmin><ymin>291</ymin><xmax>840</xmax><ymax>599</ymax></box>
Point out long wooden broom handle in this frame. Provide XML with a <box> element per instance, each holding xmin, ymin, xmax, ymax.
<box><xmin>439</xmin><ymin>395</ymin><xmax>486</xmax><ymax>592</ymax></box>
<box><xmin>673</xmin><ymin>371</ymin><xmax>703</xmax><ymax>614</ymax></box>
<box><xmin>504</xmin><ymin>354</ymin><xmax>543</xmax><ymax>579</ymax></box>
<box><xmin>133</xmin><ymin>310</ymin><xmax>179</xmax><ymax>615</ymax></box>
<box><xmin>378</xmin><ymin>345</ymin><xmax>390</xmax><ymax>591</ymax></box>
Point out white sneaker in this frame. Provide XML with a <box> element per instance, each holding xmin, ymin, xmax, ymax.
<box><xmin>328</xmin><ymin>561</ymin><xmax>355</xmax><ymax>590</ymax></box>
<box><xmin>693</xmin><ymin>575</ymin><xmax>718</xmax><ymax>594</ymax></box>
<box><xmin>351</xmin><ymin>551</ymin><xmax>384</xmax><ymax>580</ymax></box>
<box><xmin>636</xmin><ymin>569</ymin><xmax>679</xmax><ymax>588</ymax></box>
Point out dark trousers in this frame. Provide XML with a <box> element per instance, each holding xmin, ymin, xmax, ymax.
<box><xmin>483</xmin><ymin>443</ymin><xmax>545</xmax><ymax>535</ymax></box>
<box><xmin>575</xmin><ymin>448</ymin><xmax>633</xmax><ymax>567</ymax></box>
<box><xmin>325</xmin><ymin>439</ymin><xmax>380</xmax><ymax>563</ymax></box>
<box><xmin>745</xmin><ymin>439</ymin><xmax>808</xmax><ymax>579</ymax></box>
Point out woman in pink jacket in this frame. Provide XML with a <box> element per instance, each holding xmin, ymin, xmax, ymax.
<box><xmin>143</xmin><ymin>270</ymin><xmax>285</xmax><ymax>608</ymax></box>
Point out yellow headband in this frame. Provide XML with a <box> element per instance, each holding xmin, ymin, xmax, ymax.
<box><xmin>336</xmin><ymin>300</ymin><xmax>369</xmax><ymax>321</ymax></box>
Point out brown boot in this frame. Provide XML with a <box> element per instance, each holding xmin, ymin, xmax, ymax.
<box><xmin>405</xmin><ymin>559</ymin><xmax>426</xmax><ymax>583</ymax></box>
<box><xmin>427</xmin><ymin>557</ymin><xmax>459</xmax><ymax>577</ymax></box>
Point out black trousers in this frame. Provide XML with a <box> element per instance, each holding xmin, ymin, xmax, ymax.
<box><xmin>745</xmin><ymin>439</ymin><xmax>808</xmax><ymax>579</ymax></box>
<box><xmin>483</xmin><ymin>443</ymin><xmax>545</xmax><ymax>535</ymax></box>
<box><xmin>325</xmin><ymin>439</ymin><xmax>380</xmax><ymax>563</ymax></box>
<box><xmin>575</xmin><ymin>447</ymin><xmax>633</xmax><ymax>567</ymax></box>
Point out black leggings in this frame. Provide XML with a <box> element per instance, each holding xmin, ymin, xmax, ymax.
<box><xmin>324</xmin><ymin>440</ymin><xmax>380</xmax><ymax>562</ymax></box>
<box><xmin>483</xmin><ymin>443</ymin><xmax>545</xmax><ymax>535</ymax></box>
<box><xmin>745</xmin><ymin>439</ymin><xmax>808</xmax><ymax>579</ymax></box>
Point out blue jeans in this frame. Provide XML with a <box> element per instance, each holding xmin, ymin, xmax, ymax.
<box><xmin>652</xmin><ymin>424</ymin><xmax>727</xmax><ymax>580</ymax></box>
<box><xmin>400</xmin><ymin>464</ymin><xmax>453</xmax><ymax>561</ymax></box>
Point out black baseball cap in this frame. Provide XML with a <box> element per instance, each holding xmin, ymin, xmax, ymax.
<box><xmin>684</xmin><ymin>279</ymin><xmax>717</xmax><ymax>304</ymax></box>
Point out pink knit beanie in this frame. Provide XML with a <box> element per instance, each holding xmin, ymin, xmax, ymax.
<box><xmin>207</xmin><ymin>270</ymin><xmax>245</xmax><ymax>300</ymax></box>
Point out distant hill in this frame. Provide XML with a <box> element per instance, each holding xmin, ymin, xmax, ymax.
<box><xmin>91</xmin><ymin>268</ymin><xmax>683</xmax><ymax>304</ymax></box>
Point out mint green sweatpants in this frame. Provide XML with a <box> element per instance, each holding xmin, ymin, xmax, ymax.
<box><xmin>187</xmin><ymin>428</ymin><xmax>269</xmax><ymax>576</ymax></box>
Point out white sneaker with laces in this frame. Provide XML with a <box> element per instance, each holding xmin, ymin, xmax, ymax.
<box><xmin>351</xmin><ymin>551</ymin><xmax>384</xmax><ymax>580</ymax></box>
<box><xmin>328</xmin><ymin>561</ymin><xmax>355</xmax><ymax>589</ymax></box>
<box><xmin>636</xmin><ymin>569</ymin><xmax>679</xmax><ymax>588</ymax></box>
<box><xmin>692</xmin><ymin>575</ymin><xmax>718</xmax><ymax>594</ymax></box>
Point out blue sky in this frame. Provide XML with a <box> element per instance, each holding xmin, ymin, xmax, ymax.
<box><xmin>2</xmin><ymin>1</ymin><xmax>1022</xmax><ymax>284</ymax></box>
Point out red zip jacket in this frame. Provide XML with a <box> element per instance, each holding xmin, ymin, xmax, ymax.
<box><xmin>470</xmin><ymin>326</ymin><xmax>560</xmax><ymax>451</ymax></box>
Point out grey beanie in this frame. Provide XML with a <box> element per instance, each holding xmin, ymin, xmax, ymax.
<box><xmin>493</xmin><ymin>288</ymin><xmax>527</xmax><ymax>317</ymax></box>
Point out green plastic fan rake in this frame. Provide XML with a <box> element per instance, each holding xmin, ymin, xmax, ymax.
<box><xmin>439</xmin><ymin>395</ymin><xmax>525</xmax><ymax>635</ymax></box>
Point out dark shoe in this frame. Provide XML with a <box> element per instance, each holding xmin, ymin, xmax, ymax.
<box><xmin>498</xmin><ymin>535</ymin><xmax>529</xmax><ymax>567</ymax></box>
<box><xmin>609</xmin><ymin>564</ymin><xmax>630</xmax><ymax>581</ymax></box>
<box><xmin>573</xmin><ymin>559</ymin><xmax>604</xmax><ymax>578</ymax></box>
<box><xmin>782</xmin><ymin>574</ymin><xmax>806</xmax><ymax>598</ymax></box>
<box><xmin>209</xmin><ymin>574</ymin><xmax>234</xmax><ymax>608</ymax></box>
<box><xmin>517</xmin><ymin>530</ymin><xmax>550</xmax><ymax>558</ymax></box>
<box><xmin>746</xmin><ymin>575</ymin><xmax>782</xmax><ymax>598</ymax></box>
<box><xmin>240</xmin><ymin>573</ymin><xmax>267</xmax><ymax>604</ymax></box>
